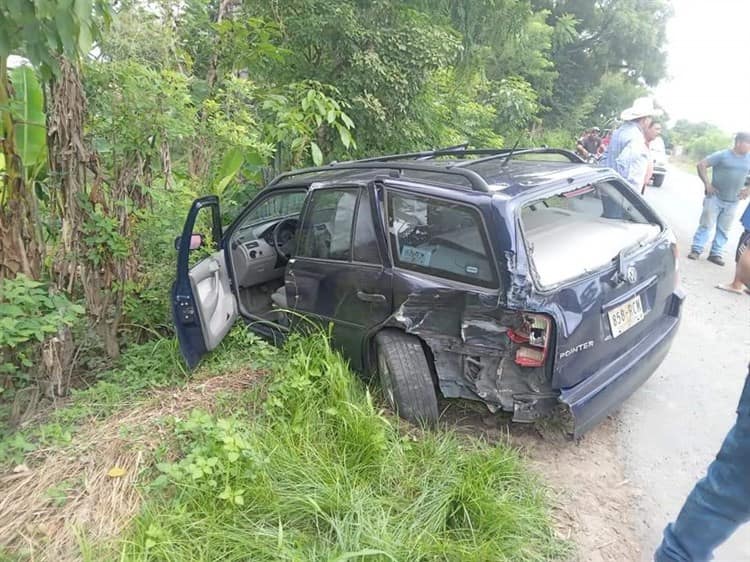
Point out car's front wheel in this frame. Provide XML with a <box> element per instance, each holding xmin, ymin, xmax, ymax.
<box><xmin>652</xmin><ymin>173</ymin><xmax>665</xmax><ymax>187</ymax></box>
<box><xmin>375</xmin><ymin>330</ymin><xmax>439</xmax><ymax>425</ymax></box>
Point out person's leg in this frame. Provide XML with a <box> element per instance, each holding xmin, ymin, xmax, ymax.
<box><xmin>724</xmin><ymin>231</ymin><xmax>750</xmax><ymax>291</ymax></box>
<box><xmin>655</xmin><ymin>370</ymin><xmax>750</xmax><ymax>562</ymax></box>
<box><xmin>709</xmin><ymin>200</ymin><xmax>739</xmax><ymax>258</ymax></box>
<box><xmin>691</xmin><ymin>196</ymin><xmax>719</xmax><ymax>255</ymax></box>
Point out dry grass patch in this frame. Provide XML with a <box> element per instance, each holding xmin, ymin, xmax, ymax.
<box><xmin>0</xmin><ymin>368</ymin><xmax>262</xmax><ymax>561</ymax></box>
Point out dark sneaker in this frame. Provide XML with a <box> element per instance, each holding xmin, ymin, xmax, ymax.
<box><xmin>687</xmin><ymin>251</ymin><xmax>700</xmax><ymax>260</ymax></box>
<box><xmin>707</xmin><ymin>254</ymin><xmax>725</xmax><ymax>266</ymax></box>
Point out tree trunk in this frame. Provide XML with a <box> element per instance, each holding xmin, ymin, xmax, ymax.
<box><xmin>48</xmin><ymin>58</ymin><xmax>156</xmax><ymax>361</ymax></box>
<box><xmin>47</xmin><ymin>58</ymin><xmax>125</xmax><ymax>360</ymax></box>
<box><xmin>47</xmin><ymin>57</ymin><xmax>90</xmax><ymax>293</ymax></box>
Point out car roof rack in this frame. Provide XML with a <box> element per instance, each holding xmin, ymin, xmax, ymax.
<box><xmin>267</xmin><ymin>161</ymin><xmax>491</xmax><ymax>192</ymax></box>
<box><xmin>266</xmin><ymin>147</ymin><xmax>584</xmax><ymax>193</ymax></box>
<box><xmin>448</xmin><ymin>147</ymin><xmax>583</xmax><ymax>168</ymax></box>
<box><xmin>354</xmin><ymin>146</ymin><xmax>583</xmax><ymax>164</ymax></box>
<box><xmin>353</xmin><ymin>143</ymin><xmax>471</xmax><ymax>162</ymax></box>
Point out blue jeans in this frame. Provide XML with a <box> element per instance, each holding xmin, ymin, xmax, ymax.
<box><xmin>691</xmin><ymin>195</ymin><xmax>739</xmax><ymax>257</ymax></box>
<box><xmin>654</xmin><ymin>365</ymin><xmax>750</xmax><ymax>561</ymax></box>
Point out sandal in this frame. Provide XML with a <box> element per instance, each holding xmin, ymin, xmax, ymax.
<box><xmin>715</xmin><ymin>284</ymin><xmax>745</xmax><ymax>295</ymax></box>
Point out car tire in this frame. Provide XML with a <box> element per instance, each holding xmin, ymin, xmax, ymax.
<box><xmin>652</xmin><ymin>174</ymin><xmax>665</xmax><ymax>187</ymax></box>
<box><xmin>375</xmin><ymin>329</ymin><xmax>439</xmax><ymax>425</ymax></box>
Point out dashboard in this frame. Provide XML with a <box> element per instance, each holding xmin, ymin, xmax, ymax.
<box><xmin>231</xmin><ymin>222</ymin><xmax>288</xmax><ymax>288</ymax></box>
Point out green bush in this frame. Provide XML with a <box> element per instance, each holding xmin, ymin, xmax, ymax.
<box><xmin>122</xmin><ymin>333</ymin><xmax>568</xmax><ymax>561</ymax></box>
<box><xmin>0</xmin><ymin>275</ymin><xmax>84</xmax><ymax>391</ymax></box>
<box><xmin>522</xmin><ymin>128</ymin><xmax>577</xmax><ymax>152</ymax></box>
<box><xmin>121</xmin><ymin>182</ymin><xmax>199</xmax><ymax>340</ymax></box>
<box><xmin>683</xmin><ymin>132</ymin><xmax>732</xmax><ymax>160</ymax></box>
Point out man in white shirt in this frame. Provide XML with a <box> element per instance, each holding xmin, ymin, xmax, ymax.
<box><xmin>643</xmin><ymin>121</ymin><xmax>666</xmax><ymax>194</ymax></box>
<box><xmin>603</xmin><ymin>97</ymin><xmax>662</xmax><ymax>191</ymax></box>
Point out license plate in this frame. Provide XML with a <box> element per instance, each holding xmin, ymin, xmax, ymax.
<box><xmin>608</xmin><ymin>295</ymin><xmax>645</xmax><ymax>338</ymax></box>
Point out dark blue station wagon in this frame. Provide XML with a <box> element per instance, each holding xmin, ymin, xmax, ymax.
<box><xmin>173</xmin><ymin>147</ymin><xmax>684</xmax><ymax>436</ymax></box>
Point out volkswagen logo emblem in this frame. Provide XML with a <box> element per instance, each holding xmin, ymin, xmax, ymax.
<box><xmin>626</xmin><ymin>266</ymin><xmax>638</xmax><ymax>284</ymax></box>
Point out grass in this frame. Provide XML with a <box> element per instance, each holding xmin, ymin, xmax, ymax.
<box><xmin>0</xmin><ymin>327</ymin><xmax>272</xmax><ymax>469</ymax></box>
<box><xmin>0</xmin><ymin>329</ymin><xmax>268</xmax><ymax>560</ymax></box>
<box><xmin>0</xmin><ymin>328</ymin><xmax>569</xmax><ymax>560</ymax></box>
<box><xmin>0</xmin><ymin>338</ymin><xmax>185</xmax><ymax>468</ymax></box>
<box><xmin>116</xmin><ymin>333</ymin><xmax>569</xmax><ymax>562</ymax></box>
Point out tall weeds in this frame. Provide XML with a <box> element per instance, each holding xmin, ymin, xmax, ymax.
<box><xmin>121</xmin><ymin>333</ymin><xmax>568</xmax><ymax>561</ymax></box>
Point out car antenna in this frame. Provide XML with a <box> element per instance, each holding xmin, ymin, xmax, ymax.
<box><xmin>501</xmin><ymin>138</ymin><xmax>521</xmax><ymax>167</ymax></box>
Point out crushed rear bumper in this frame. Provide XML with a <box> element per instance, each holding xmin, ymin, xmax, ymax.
<box><xmin>560</xmin><ymin>289</ymin><xmax>685</xmax><ymax>437</ymax></box>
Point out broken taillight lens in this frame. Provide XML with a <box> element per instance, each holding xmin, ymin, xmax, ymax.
<box><xmin>508</xmin><ymin>314</ymin><xmax>551</xmax><ymax>368</ymax></box>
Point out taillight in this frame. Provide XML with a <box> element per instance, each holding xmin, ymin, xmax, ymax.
<box><xmin>508</xmin><ymin>314</ymin><xmax>551</xmax><ymax>368</ymax></box>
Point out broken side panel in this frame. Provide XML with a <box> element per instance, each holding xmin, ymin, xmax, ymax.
<box><xmin>388</xmin><ymin>285</ymin><xmax>558</xmax><ymax>422</ymax></box>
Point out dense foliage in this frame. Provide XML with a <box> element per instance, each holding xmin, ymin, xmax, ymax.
<box><xmin>1</xmin><ymin>0</ymin><xmax>675</xmax><ymax>410</ymax></box>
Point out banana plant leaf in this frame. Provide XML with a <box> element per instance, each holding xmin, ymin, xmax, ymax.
<box><xmin>10</xmin><ymin>66</ymin><xmax>47</xmax><ymax>176</ymax></box>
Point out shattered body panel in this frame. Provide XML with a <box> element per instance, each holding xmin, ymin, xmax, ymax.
<box><xmin>385</xmin><ymin>277</ymin><xmax>558</xmax><ymax>425</ymax></box>
<box><xmin>502</xmin><ymin>188</ymin><xmax>684</xmax><ymax>435</ymax></box>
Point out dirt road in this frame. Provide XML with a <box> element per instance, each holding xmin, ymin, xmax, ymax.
<box><xmin>620</xmin><ymin>165</ymin><xmax>750</xmax><ymax>561</ymax></box>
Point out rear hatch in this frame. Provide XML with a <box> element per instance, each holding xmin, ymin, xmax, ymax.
<box><xmin>519</xmin><ymin>179</ymin><xmax>678</xmax><ymax>391</ymax></box>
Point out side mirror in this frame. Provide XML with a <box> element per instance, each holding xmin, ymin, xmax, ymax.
<box><xmin>175</xmin><ymin>234</ymin><xmax>204</xmax><ymax>251</ymax></box>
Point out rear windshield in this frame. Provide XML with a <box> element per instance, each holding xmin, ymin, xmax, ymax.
<box><xmin>520</xmin><ymin>181</ymin><xmax>661</xmax><ymax>287</ymax></box>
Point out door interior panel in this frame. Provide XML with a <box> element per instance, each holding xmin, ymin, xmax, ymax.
<box><xmin>189</xmin><ymin>250</ymin><xmax>237</xmax><ymax>351</ymax></box>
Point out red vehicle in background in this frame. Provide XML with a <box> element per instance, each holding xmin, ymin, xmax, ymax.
<box><xmin>598</xmin><ymin>129</ymin><xmax>612</xmax><ymax>155</ymax></box>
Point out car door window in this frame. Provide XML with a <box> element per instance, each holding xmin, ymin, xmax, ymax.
<box><xmin>353</xmin><ymin>189</ymin><xmax>381</xmax><ymax>264</ymax></box>
<box><xmin>298</xmin><ymin>189</ymin><xmax>358</xmax><ymax>260</ymax></box>
<box><xmin>387</xmin><ymin>191</ymin><xmax>497</xmax><ymax>288</ymax></box>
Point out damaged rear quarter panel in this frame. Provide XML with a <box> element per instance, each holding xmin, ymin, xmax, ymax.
<box><xmin>385</xmin><ymin>274</ymin><xmax>557</xmax><ymax>422</ymax></box>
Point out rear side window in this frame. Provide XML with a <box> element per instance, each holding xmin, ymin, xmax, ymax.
<box><xmin>521</xmin><ymin>180</ymin><xmax>661</xmax><ymax>287</ymax></box>
<box><xmin>297</xmin><ymin>189</ymin><xmax>358</xmax><ymax>261</ymax></box>
<box><xmin>386</xmin><ymin>191</ymin><xmax>498</xmax><ymax>288</ymax></box>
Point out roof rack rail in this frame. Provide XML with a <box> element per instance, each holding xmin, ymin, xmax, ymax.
<box><xmin>449</xmin><ymin>147</ymin><xmax>584</xmax><ymax>168</ymax></box>
<box><xmin>352</xmin><ymin>143</ymin><xmax>472</xmax><ymax>163</ymax></box>
<box><xmin>415</xmin><ymin>143</ymin><xmax>470</xmax><ymax>160</ymax></box>
<box><xmin>350</xmin><ymin>146</ymin><xmax>583</xmax><ymax>165</ymax></box>
<box><xmin>266</xmin><ymin>161</ymin><xmax>490</xmax><ymax>192</ymax></box>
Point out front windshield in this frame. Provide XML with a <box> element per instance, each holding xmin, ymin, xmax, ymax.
<box><xmin>242</xmin><ymin>190</ymin><xmax>307</xmax><ymax>228</ymax></box>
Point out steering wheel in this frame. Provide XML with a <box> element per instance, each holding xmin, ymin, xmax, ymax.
<box><xmin>272</xmin><ymin>218</ymin><xmax>299</xmax><ymax>263</ymax></box>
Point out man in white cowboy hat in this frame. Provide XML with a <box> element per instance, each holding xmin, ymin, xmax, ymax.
<box><xmin>603</xmin><ymin>97</ymin><xmax>662</xmax><ymax>191</ymax></box>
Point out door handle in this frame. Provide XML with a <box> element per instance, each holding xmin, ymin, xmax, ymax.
<box><xmin>357</xmin><ymin>290</ymin><xmax>386</xmax><ymax>303</ymax></box>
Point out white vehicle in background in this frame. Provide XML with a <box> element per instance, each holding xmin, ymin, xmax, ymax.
<box><xmin>649</xmin><ymin>136</ymin><xmax>667</xmax><ymax>187</ymax></box>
